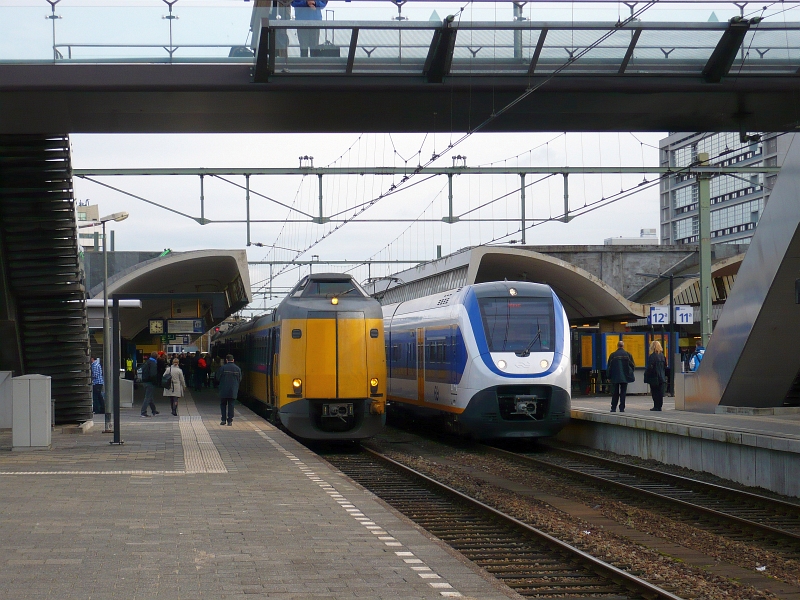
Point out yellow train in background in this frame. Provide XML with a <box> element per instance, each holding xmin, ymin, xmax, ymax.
<box><xmin>212</xmin><ymin>273</ymin><xmax>386</xmax><ymax>440</ymax></box>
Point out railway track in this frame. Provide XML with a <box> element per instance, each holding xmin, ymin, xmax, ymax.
<box><xmin>325</xmin><ymin>448</ymin><xmax>682</xmax><ymax>600</ymax></box>
<box><xmin>490</xmin><ymin>444</ymin><xmax>800</xmax><ymax>555</ymax></box>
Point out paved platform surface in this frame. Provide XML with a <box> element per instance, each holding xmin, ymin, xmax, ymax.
<box><xmin>0</xmin><ymin>388</ymin><xmax>518</xmax><ymax>600</ymax></box>
<box><xmin>571</xmin><ymin>394</ymin><xmax>800</xmax><ymax>443</ymax></box>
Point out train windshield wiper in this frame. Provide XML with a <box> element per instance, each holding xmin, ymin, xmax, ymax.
<box><xmin>516</xmin><ymin>323</ymin><xmax>541</xmax><ymax>357</ymax></box>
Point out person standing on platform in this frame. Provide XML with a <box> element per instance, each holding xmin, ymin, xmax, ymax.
<box><xmin>217</xmin><ymin>354</ymin><xmax>242</xmax><ymax>426</ymax></box>
<box><xmin>194</xmin><ymin>352</ymin><xmax>206</xmax><ymax>391</ymax></box>
<box><xmin>91</xmin><ymin>356</ymin><xmax>105</xmax><ymax>414</ymax></box>
<box><xmin>644</xmin><ymin>340</ymin><xmax>667</xmax><ymax>411</ymax></box>
<box><xmin>163</xmin><ymin>357</ymin><xmax>187</xmax><ymax>416</ymax></box>
<box><xmin>140</xmin><ymin>351</ymin><xmax>160</xmax><ymax>418</ymax></box>
<box><xmin>292</xmin><ymin>0</ymin><xmax>327</xmax><ymax>57</ymax></box>
<box><xmin>688</xmin><ymin>341</ymin><xmax>705</xmax><ymax>372</ymax></box>
<box><xmin>607</xmin><ymin>340</ymin><xmax>635</xmax><ymax>413</ymax></box>
<box><xmin>156</xmin><ymin>351</ymin><xmax>167</xmax><ymax>386</ymax></box>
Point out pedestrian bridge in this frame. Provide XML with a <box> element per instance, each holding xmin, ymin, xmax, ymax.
<box><xmin>2</xmin><ymin>1</ymin><xmax>800</xmax><ymax>132</ymax></box>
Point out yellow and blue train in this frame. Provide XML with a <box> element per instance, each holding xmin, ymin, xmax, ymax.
<box><xmin>213</xmin><ymin>273</ymin><xmax>387</xmax><ymax>440</ymax></box>
<box><xmin>382</xmin><ymin>281</ymin><xmax>571</xmax><ymax>440</ymax></box>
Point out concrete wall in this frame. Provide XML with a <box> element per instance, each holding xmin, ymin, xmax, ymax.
<box><xmin>527</xmin><ymin>244</ymin><xmax>742</xmax><ymax>300</ymax></box>
<box><xmin>82</xmin><ymin>251</ymin><xmax>162</xmax><ymax>297</ymax></box>
<box><xmin>557</xmin><ymin>414</ymin><xmax>800</xmax><ymax>497</ymax></box>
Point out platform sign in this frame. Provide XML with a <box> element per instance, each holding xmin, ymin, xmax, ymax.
<box><xmin>675</xmin><ymin>305</ymin><xmax>694</xmax><ymax>325</ymax></box>
<box><xmin>649</xmin><ymin>305</ymin><xmax>669</xmax><ymax>325</ymax></box>
<box><xmin>166</xmin><ymin>318</ymin><xmax>204</xmax><ymax>334</ymax></box>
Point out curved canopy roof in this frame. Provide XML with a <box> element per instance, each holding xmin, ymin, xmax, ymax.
<box><xmin>468</xmin><ymin>247</ymin><xmax>647</xmax><ymax>321</ymax></box>
<box><xmin>90</xmin><ymin>250</ymin><xmax>251</xmax><ymax>339</ymax></box>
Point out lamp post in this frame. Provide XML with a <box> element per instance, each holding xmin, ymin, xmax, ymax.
<box><xmin>100</xmin><ymin>212</ymin><xmax>129</xmax><ymax>432</ymax></box>
<box><xmin>637</xmin><ymin>271</ymin><xmax>698</xmax><ymax>396</ymax></box>
<box><xmin>81</xmin><ymin>212</ymin><xmax>129</xmax><ymax>431</ymax></box>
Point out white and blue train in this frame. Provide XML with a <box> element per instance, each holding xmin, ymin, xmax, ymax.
<box><xmin>382</xmin><ymin>281</ymin><xmax>571</xmax><ymax>440</ymax></box>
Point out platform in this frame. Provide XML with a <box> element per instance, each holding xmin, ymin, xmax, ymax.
<box><xmin>0</xmin><ymin>388</ymin><xmax>517</xmax><ymax>600</ymax></box>
<box><xmin>559</xmin><ymin>395</ymin><xmax>800</xmax><ymax>498</ymax></box>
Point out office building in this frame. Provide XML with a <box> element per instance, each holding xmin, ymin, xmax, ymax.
<box><xmin>658</xmin><ymin>132</ymin><xmax>792</xmax><ymax>245</ymax></box>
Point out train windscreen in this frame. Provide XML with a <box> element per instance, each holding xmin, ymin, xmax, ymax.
<box><xmin>478</xmin><ymin>297</ymin><xmax>555</xmax><ymax>353</ymax></box>
<box><xmin>301</xmin><ymin>280</ymin><xmax>366</xmax><ymax>298</ymax></box>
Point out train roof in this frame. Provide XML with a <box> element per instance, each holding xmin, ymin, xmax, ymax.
<box><xmin>383</xmin><ymin>281</ymin><xmax>554</xmax><ymax>317</ymax></box>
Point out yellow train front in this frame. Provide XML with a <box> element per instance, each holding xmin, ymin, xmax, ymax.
<box><xmin>216</xmin><ymin>273</ymin><xmax>386</xmax><ymax>441</ymax></box>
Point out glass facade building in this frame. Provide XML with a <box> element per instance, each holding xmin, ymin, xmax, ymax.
<box><xmin>658</xmin><ymin>132</ymin><xmax>791</xmax><ymax>245</ymax></box>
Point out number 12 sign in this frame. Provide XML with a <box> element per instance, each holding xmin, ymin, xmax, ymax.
<box><xmin>649</xmin><ymin>305</ymin><xmax>669</xmax><ymax>325</ymax></box>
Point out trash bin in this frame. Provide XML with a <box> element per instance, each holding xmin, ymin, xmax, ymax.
<box><xmin>12</xmin><ymin>375</ymin><xmax>52</xmax><ymax>450</ymax></box>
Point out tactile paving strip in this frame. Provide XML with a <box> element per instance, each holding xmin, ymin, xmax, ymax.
<box><xmin>0</xmin><ymin>395</ymin><xmax>227</xmax><ymax>476</ymax></box>
<box><xmin>249</xmin><ymin>423</ymin><xmax>465</xmax><ymax>598</ymax></box>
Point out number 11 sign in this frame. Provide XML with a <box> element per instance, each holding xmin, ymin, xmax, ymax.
<box><xmin>675</xmin><ymin>305</ymin><xmax>694</xmax><ymax>324</ymax></box>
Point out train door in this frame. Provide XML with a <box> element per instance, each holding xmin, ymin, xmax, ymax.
<box><xmin>449</xmin><ymin>325</ymin><xmax>459</xmax><ymax>401</ymax></box>
<box><xmin>416</xmin><ymin>328</ymin><xmax>425</xmax><ymax>402</ymax></box>
<box><xmin>305</xmin><ymin>311</ymin><xmax>336</xmax><ymax>398</ymax></box>
<box><xmin>337</xmin><ymin>311</ymin><xmax>368</xmax><ymax>398</ymax></box>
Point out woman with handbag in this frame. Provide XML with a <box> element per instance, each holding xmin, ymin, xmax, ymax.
<box><xmin>644</xmin><ymin>340</ymin><xmax>667</xmax><ymax>411</ymax></box>
<box><xmin>163</xmin><ymin>357</ymin><xmax>187</xmax><ymax>416</ymax></box>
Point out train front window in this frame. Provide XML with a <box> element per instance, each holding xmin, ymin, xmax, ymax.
<box><xmin>478</xmin><ymin>297</ymin><xmax>555</xmax><ymax>353</ymax></box>
<box><xmin>302</xmin><ymin>280</ymin><xmax>366</xmax><ymax>298</ymax></box>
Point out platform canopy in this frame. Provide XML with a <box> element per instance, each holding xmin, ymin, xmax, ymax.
<box><xmin>89</xmin><ymin>250</ymin><xmax>252</xmax><ymax>340</ymax></box>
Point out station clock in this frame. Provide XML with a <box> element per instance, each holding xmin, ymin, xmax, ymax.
<box><xmin>148</xmin><ymin>319</ymin><xmax>165</xmax><ymax>335</ymax></box>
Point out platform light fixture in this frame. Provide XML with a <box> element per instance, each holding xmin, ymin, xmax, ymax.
<box><xmin>79</xmin><ymin>211</ymin><xmax>129</xmax><ymax>433</ymax></box>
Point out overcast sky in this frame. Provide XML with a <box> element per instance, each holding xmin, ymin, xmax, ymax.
<box><xmin>6</xmin><ymin>0</ymin><xmax>785</xmax><ymax>311</ymax></box>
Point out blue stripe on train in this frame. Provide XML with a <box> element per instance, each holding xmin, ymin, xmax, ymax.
<box><xmin>386</xmin><ymin>326</ymin><xmax>467</xmax><ymax>384</ymax></box>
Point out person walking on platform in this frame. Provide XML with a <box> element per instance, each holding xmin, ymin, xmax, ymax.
<box><xmin>163</xmin><ymin>357</ymin><xmax>187</xmax><ymax>416</ymax></box>
<box><xmin>217</xmin><ymin>354</ymin><xmax>242</xmax><ymax>426</ymax></box>
<box><xmin>91</xmin><ymin>356</ymin><xmax>105</xmax><ymax>414</ymax></box>
<box><xmin>607</xmin><ymin>340</ymin><xmax>635</xmax><ymax>413</ymax></box>
<box><xmin>140</xmin><ymin>351</ymin><xmax>160</xmax><ymax>417</ymax></box>
<box><xmin>644</xmin><ymin>340</ymin><xmax>667</xmax><ymax>411</ymax></box>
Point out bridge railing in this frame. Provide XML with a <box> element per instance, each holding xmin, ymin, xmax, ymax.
<box><xmin>2</xmin><ymin>1</ymin><xmax>800</xmax><ymax>78</ymax></box>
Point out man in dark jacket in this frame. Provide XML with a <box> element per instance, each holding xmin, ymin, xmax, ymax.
<box><xmin>217</xmin><ymin>354</ymin><xmax>242</xmax><ymax>426</ymax></box>
<box><xmin>607</xmin><ymin>340</ymin><xmax>635</xmax><ymax>413</ymax></box>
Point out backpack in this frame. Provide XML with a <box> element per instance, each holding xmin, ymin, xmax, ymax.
<box><xmin>689</xmin><ymin>349</ymin><xmax>705</xmax><ymax>371</ymax></box>
<box><xmin>161</xmin><ymin>368</ymin><xmax>174</xmax><ymax>390</ymax></box>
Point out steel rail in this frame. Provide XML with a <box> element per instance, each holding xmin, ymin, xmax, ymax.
<box><xmin>331</xmin><ymin>446</ymin><xmax>684</xmax><ymax>600</ymax></box>
<box><xmin>482</xmin><ymin>444</ymin><xmax>800</xmax><ymax>545</ymax></box>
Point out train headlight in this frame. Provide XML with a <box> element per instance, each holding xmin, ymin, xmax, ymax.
<box><xmin>540</xmin><ymin>359</ymin><xmax>549</xmax><ymax>369</ymax></box>
<box><xmin>496</xmin><ymin>360</ymin><xmax>507</xmax><ymax>370</ymax></box>
<box><xmin>331</xmin><ymin>297</ymin><xmax>339</xmax><ymax>305</ymax></box>
<box><xmin>509</xmin><ymin>288</ymin><xmax>517</xmax><ymax>296</ymax></box>
<box><xmin>370</xmin><ymin>377</ymin><xmax>379</xmax><ymax>393</ymax></box>
<box><xmin>292</xmin><ymin>378</ymin><xmax>302</xmax><ymax>394</ymax></box>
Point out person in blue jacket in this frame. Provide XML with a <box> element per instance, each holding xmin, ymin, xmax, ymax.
<box><xmin>292</xmin><ymin>0</ymin><xmax>327</xmax><ymax>57</ymax></box>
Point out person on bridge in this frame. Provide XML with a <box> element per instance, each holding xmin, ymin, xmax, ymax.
<box><xmin>91</xmin><ymin>356</ymin><xmax>105</xmax><ymax>414</ymax></box>
<box><xmin>217</xmin><ymin>354</ymin><xmax>242</xmax><ymax>426</ymax></box>
<box><xmin>644</xmin><ymin>340</ymin><xmax>667</xmax><ymax>412</ymax></box>
<box><xmin>607</xmin><ymin>340</ymin><xmax>635</xmax><ymax>413</ymax></box>
<box><xmin>140</xmin><ymin>351</ymin><xmax>160</xmax><ymax>418</ymax></box>
<box><xmin>292</xmin><ymin>0</ymin><xmax>327</xmax><ymax>57</ymax></box>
